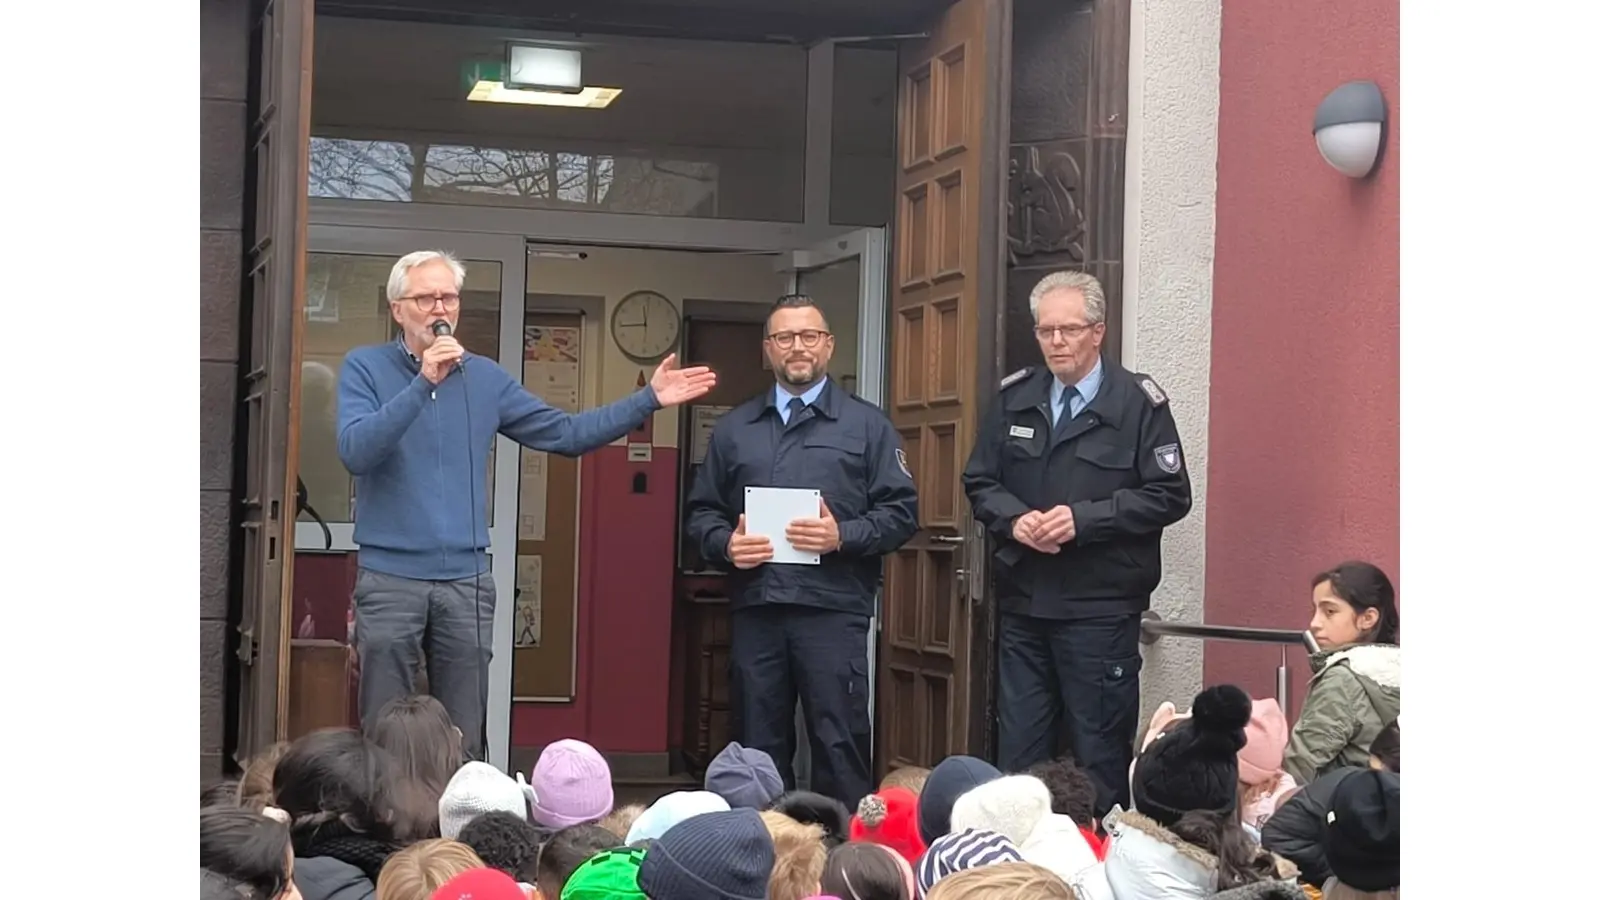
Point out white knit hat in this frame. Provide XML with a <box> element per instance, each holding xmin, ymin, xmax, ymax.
<box><xmin>438</xmin><ymin>761</ymin><xmax>531</xmax><ymax>839</ymax></box>
<box><xmin>948</xmin><ymin>774</ymin><xmax>1052</xmax><ymax>846</ymax></box>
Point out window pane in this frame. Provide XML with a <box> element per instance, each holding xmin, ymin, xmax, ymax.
<box><xmin>300</xmin><ymin>252</ymin><xmax>501</xmax><ymax>525</ymax></box>
<box><xmin>831</xmin><ymin>46</ymin><xmax>897</xmax><ymax>227</ymax></box>
<box><xmin>312</xmin><ymin>18</ymin><xmax>805</xmax><ymax>221</ymax></box>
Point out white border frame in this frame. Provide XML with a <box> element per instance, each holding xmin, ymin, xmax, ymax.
<box><xmin>298</xmin><ymin>225</ymin><xmax>527</xmax><ymax>772</ymax></box>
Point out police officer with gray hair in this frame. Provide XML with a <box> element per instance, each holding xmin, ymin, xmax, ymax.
<box><xmin>961</xmin><ymin>270</ymin><xmax>1192</xmax><ymax>811</ymax></box>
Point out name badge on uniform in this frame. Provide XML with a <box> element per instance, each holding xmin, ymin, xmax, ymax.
<box><xmin>1008</xmin><ymin>425</ymin><xmax>1035</xmax><ymax>439</ymax></box>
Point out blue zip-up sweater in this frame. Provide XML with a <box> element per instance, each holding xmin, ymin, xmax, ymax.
<box><xmin>337</xmin><ymin>341</ymin><xmax>660</xmax><ymax>580</ymax></box>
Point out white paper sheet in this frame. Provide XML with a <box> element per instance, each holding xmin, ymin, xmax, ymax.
<box><xmin>744</xmin><ymin>486</ymin><xmax>824</xmax><ymax>565</ymax></box>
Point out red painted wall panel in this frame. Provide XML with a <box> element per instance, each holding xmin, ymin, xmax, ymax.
<box><xmin>511</xmin><ymin>445</ymin><xmax>680</xmax><ymax>752</ymax></box>
<box><xmin>1204</xmin><ymin>0</ymin><xmax>1399</xmax><ymax>698</ymax></box>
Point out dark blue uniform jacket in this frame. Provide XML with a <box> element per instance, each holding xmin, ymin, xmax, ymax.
<box><xmin>961</xmin><ymin>361</ymin><xmax>1192</xmax><ymax>619</ymax></box>
<box><xmin>685</xmin><ymin>380</ymin><xmax>920</xmax><ymax>617</ymax></box>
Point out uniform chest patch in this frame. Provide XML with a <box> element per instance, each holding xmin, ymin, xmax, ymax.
<box><xmin>1154</xmin><ymin>443</ymin><xmax>1182</xmax><ymax>474</ymax></box>
<box><xmin>1008</xmin><ymin>425</ymin><xmax>1036</xmax><ymax>439</ymax></box>
<box><xmin>896</xmin><ymin>448</ymin><xmax>913</xmax><ymax>478</ymax></box>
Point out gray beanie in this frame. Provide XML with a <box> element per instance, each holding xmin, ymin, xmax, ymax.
<box><xmin>704</xmin><ymin>742</ymin><xmax>784</xmax><ymax>810</ymax></box>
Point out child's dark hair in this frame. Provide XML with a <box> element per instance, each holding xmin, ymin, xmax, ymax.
<box><xmin>201</xmin><ymin>870</ymin><xmax>250</xmax><ymax>900</ymax></box>
<box><xmin>273</xmin><ymin>727</ymin><xmax>398</xmax><ymax>848</ymax></box>
<box><xmin>200</xmin><ymin>806</ymin><xmax>295</xmax><ymax>900</ymax></box>
<box><xmin>1369</xmin><ymin>719</ymin><xmax>1400</xmax><ymax>773</ymax></box>
<box><xmin>535</xmin><ymin>823</ymin><xmax>621</xmax><ymax>898</ymax></box>
<box><xmin>1024</xmin><ymin>757</ymin><xmax>1098</xmax><ymax>825</ymax></box>
<box><xmin>1312</xmin><ymin>561</ymin><xmax>1400</xmax><ymax>645</ymax></box>
<box><xmin>202</xmin><ymin>777</ymin><xmax>242</xmax><ymax>809</ymax></box>
<box><xmin>770</xmin><ymin>790</ymin><xmax>851</xmax><ymax>847</ymax></box>
<box><xmin>820</xmin><ymin>842</ymin><xmax>910</xmax><ymax>900</ymax></box>
<box><xmin>458</xmin><ymin>811</ymin><xmax>544</xmax><ymax>883</ymax></box>
<box><xmin>1168</xmin><ymin>809</ymin><xmax>1278</xmax><ymax>890</ymax></box>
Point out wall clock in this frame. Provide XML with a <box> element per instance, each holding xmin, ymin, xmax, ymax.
<box><xmin>610</xmin><ymin>289</ymin><xmax>682</xmax><ymax>364</ymax></box>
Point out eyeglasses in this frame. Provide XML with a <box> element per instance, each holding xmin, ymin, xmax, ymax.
<box><xmin>767</xmin><ymin>329</ymin><xmax>831</xmax><ymax>350</ymax></box>
<box><xmin>397</xmin><ymin>293</ymin><xmax>461</xmax><ymax>312</ymax></box>
<box><xmin>1034</xmin><ymin>323</ymin><xmax>1098</xmax><ymax>341</ymax></box>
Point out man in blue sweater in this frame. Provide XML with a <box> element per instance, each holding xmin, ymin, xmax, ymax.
<box><xmin>338</xmin><ymin>250</ymin><xmax>716</xmax><ymax>759</ymax></box>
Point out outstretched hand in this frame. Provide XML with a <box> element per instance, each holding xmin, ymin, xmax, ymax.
<box><xmin>650</xmin><ymin>353</ymin><xmax>718</xmax><ymax>407</ymax></box>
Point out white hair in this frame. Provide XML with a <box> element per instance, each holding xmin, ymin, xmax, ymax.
<box><xmin>386</xmin><ymin>250</ymin><xmax>466</xmax><ymax>303</ymax></box>
<box><xmin>1028</xmin><ymin>270</ymin><xmax>1106</xmax><ymax>325</ymax></box>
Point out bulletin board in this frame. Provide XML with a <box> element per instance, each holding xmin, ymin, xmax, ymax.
<box><xmin>512</xmin><ymin>311</ymin><xmax>585</xmax><ymax>701</ymax></box>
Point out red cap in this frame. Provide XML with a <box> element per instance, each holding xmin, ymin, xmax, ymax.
<box><xmin>430</xmin><ymin>868</ymin><xmax>526</xmax><ymax>900</ymax></box>
<box><xmin>848</xmin><ymin>787</ymin><xmax>927</xmax><ymax>863</ymax></box>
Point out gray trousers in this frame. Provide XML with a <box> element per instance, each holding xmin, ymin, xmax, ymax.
<box><xmin>352</xmin><ymin>567</ymin><xmax>496</xmax><ymax>759</ymax></box>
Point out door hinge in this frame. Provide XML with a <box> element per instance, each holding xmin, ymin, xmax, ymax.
<box><xmin>237</xmin><ymin>626</ymin><xmax>258</xmax><ymax>665</ymax></box>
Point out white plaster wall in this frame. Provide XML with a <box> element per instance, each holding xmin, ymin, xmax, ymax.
<box><xmin>1121</xmin><ymin>0</ymin><xmax>1222</xmax><ymax>723</ymax></box>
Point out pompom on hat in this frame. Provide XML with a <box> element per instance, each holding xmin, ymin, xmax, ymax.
<box><xmin>848</xmin><ymin>787</ymin><xmax>926</xmax><ymax>862</ymax></box>
<box><xmin>1131</xmin><ymin>684</ymin><xmax>1252</xmax><ymax>828</ymax></box>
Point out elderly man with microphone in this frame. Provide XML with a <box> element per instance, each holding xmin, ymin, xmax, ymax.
<box><xmin>337</xmin><ymin>250</ymin><xmax>717</xmax><ymax>759</ymax></box>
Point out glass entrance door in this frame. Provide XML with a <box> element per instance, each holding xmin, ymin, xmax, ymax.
<box><xmin>295</xmin><ymin>227</ymin><xmax>527</xmax><ymax>770</ymax></box>
<box><xmin>788</xmin><ymin>229</ymin><xmax>889</xmax><ymax>406</ymax></box>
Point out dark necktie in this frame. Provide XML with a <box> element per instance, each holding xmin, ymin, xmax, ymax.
<box><xmin>786</xmin><ymin>397</ymin><xmax>806</xmax><ymax>428</ymax></box>
<box><xmin>1056</xmin><ymin>386</ymin><xmax>1078</xmax><ymax>434</ymax></box>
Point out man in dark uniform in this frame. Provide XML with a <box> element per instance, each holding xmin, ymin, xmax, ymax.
<box><xmin>962</xmin><ymin>270</ymin><xmax>1192</xmax><ymax>811</ymax></box>
<box><xmin>686</xmin><ymin>294</ymin><xmax>919</xmax><ymax>809</ymax></box>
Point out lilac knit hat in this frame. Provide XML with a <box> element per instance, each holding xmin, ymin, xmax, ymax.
<box><xmin>528</xmin><ymin>738</ymin><xmax>615</xmax><ymax>828</ymax></box>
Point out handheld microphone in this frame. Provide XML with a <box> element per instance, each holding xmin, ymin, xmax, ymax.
<box><xmin>431</xmin><ymin>320</ymin><xmax>463</xmax><ymax>372</ymax></box>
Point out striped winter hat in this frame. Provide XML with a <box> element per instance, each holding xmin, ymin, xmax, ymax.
<box><xmin>915</xmin><ymin>828</ymin><xmax>1025</xmax><ymax>894</ymax></box>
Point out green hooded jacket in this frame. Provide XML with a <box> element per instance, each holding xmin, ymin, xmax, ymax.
<box><xmin>1282</xmin><ymin>643</ymin><xmax>1400</xmax><ymax>785</ymax></box>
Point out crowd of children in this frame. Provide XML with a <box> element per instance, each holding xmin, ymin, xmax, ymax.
<box><xmin>199</xmin><ymin>560</ymin><xmax>1399</xmax><ymax>900</ymax></box>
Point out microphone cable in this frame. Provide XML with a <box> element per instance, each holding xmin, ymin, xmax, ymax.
<box><xmin>433</xmin><ymin>320</ymin><xmax>491</xmax><ymax>764</ymax></box>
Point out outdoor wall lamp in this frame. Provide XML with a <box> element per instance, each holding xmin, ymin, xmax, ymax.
<box><xmin>1312</xmin><ymin>80</ymin><xmax>1387</xmax><ymax>178</ymax></box>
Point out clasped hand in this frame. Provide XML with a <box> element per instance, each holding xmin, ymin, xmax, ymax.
<box><xmin>1012</xmin><ymin>505</ymin><xmax>1076</xmax><ymax>553</ymax></box>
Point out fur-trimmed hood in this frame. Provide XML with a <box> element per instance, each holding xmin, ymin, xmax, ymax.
<box><xmin>1312</xmin><ymin>644</ymin><xmax>1400</xmax><ymax>691</ymax></box>
<box><xmin>1212</xmin><ymin>881</ymin><xmax>1310</xmax><ymax>900</ymax></box>
<box><xmin>1068</xmin><ymin>811</ymin><xmax>1301</xmax><ymax>900</ymax></box>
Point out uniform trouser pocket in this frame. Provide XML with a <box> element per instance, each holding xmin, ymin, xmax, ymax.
<box><xmin>1050</xmin><ymin>614</ymin><xmax>1143</xmax><ymax>815</ymax></box>
<box><xmin>788</xmin><ymin>608</ymin><xmax>873</xmax><ymax>809</ymax></box>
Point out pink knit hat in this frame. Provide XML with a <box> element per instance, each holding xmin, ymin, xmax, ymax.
<box><xmin>528</xmin><ymin>738</ymin><xmax>615</xmax><ymax>828</ymax></box>
<box><xmin>1237</xmin><ymin>698</ymin><xmax>1288</xmax><ymax>786</ymax></box>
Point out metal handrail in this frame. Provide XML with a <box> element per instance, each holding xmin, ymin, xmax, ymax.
<box><xmin>1138</xmin><ymin>611</ymin><xmax>1320</xmax><ymax>720</ymax></box>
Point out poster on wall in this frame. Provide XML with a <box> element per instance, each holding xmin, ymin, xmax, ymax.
<box><xmin>524</xmin><ymin>325</ymin><xmax>582</xmax><ymax>412</ymax></box>
<box><xmin>514</xmin><ymin>555</ymin><xmax>543</xmax><ymax>648</ymax></box>
<box><xmin>518</xmin><ymin>451</ymin><xmax>547</xmax><ymax>541</ymax></box>
<box><xmin>690</xmin><ymin>405</ymin><xmax>733</xmax><ymax>465</ymax></box>
<box><xmin>519</xmin><ymin>325</ymin><xmax>581</xmax><ymax>542</ymax></box>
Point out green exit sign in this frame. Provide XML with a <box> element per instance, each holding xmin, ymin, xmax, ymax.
<box><xmin>462</xmin><ymin>60</ymin><xmax>507</xmax><ymax>91</ymax></box>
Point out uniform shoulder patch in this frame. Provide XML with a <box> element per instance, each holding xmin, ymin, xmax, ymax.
<box><xmin>1136</xmin><ymin>375</ymin><xmax>1169</xmax><ymax>407</ymax></box>
<box><xmin>1000</xmin><ymin>367</ymin><xmax>1033</xmax><ymax>390</ymax></box>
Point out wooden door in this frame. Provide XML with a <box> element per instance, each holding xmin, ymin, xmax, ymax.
<box><xmin>877</xmin><ymin>0</ymin><xmax>1011</xmax><ymax>777</ymax></box>
<box><xmin>235</xmin><ymin>0</ymin><xmax>314</xmax><ymax>762</ymax></box>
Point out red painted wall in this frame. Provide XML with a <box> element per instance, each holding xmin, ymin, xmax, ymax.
<box><xmin>1203</xmin><ymin>0</ymin><xmax>1399</xmax><ymax>698</ymax></box>
<box><xmin>510</xmin><ymin>445</ymin><xmax>680</xmax><ymax>752</ymax></box>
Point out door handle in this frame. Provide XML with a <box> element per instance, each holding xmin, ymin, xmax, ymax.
<box><xmin>930</xmin><ymin>534</ymin><xmax>965</xmax><ymax>544</ymax></box>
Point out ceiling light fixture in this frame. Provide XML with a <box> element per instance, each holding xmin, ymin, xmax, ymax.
<box><xmin>506</xmin><ymin>44</ymin><xmax>583</xmax><ymax>92</ymax></box>
<box><xmin>463</xmin><ymin>60</ymin><xmax>621</xmax><ymax>109</ymax></box>
<box><xmin>467</xmin><ymin>82</ymin><xmax>622</xmax><ymax>108</ymax></box>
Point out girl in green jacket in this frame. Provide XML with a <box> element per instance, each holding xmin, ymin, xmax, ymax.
<box><xmin>1282</xmin><ymin>562</ymin><xmax>1401</xmax><ymax>786</ymax></box>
